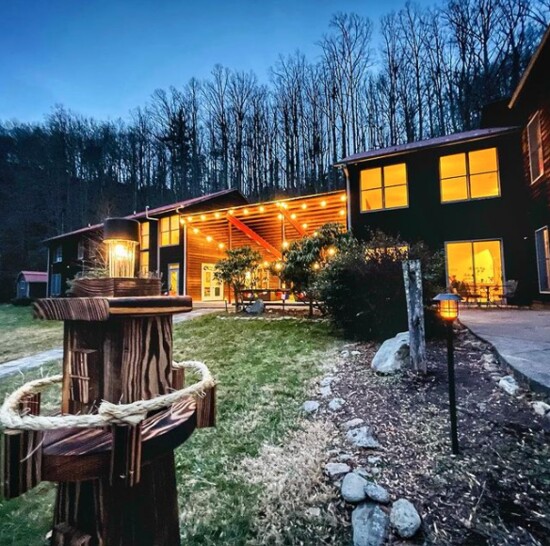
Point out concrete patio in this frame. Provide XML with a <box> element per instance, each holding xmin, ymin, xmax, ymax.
<box><xmin>460</xmin><ymin>309</ymin><xmax>550</xmax><ymax>394</ymax></box>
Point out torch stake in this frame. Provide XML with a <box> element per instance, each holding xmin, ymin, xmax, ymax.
<box><xmin>446</xmin><ymin>320</ymin><xmax>459</xmax><ymax>455</ymax></box>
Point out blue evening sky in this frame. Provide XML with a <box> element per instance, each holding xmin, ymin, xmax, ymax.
<box><xmin>1</xmin><ymin>0</ymin><xmax>431</xmax><ymax>123</ymax></box>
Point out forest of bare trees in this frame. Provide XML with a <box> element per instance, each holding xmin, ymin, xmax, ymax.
<box><xmin>0</xmin><ymin>0</ymin><xmax>548</xmax><ymax>299</ymax></box>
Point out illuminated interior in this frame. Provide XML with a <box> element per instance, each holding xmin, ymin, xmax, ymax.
<box><xmin>160</xmin><ymin>215</ymin><xmax>180</xmax><ymax>246</ymax></box>
<box><xmin>360</xmin><ymin>163</ymin><xmax>408</xmax><ymax>212</ymax></box>
<box><xmin>140</xmin><ymin>222</ymin><xmax>150</xmax><ymax>275</ymax></box>
<box><xmin>440</xmin><ymin>148</ymin><xmax>500</xmax><ymax>202</ymax></box>
<box><xmin>446</xmin><ymin>240</ymin><xmax>503</xmax><ymax>301</ymax></box>
<box><xmin>439</xmin><ymin>299</ymin><xmax>459</xmax><ymax>320</ymax></box>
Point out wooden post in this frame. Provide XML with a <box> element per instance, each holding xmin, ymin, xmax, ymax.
<box><xmin>196</xmin><ymin>385</ymin><xmax>216</xmax><ymax>428</ymax></box>
<box><xmin>402</xmin><ymin>260</ymin><xmax>426</xmax><ymax>373</ymax></box>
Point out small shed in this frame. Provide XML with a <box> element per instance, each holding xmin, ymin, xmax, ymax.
<box><xmin>16</xmin><ymin>271</ymin><xmax>47</xmax><ymax>300</ymax></box>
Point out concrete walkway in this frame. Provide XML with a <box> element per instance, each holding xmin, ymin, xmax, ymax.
<box><xmin>0</xmin><ymin>308</ymin><xmax>220</xmax><ymax>380</ymax></box>
<box><xmin>460</xmin><ymin>309</ymin><xmax>550</xmax><ymax>394</ymax></box>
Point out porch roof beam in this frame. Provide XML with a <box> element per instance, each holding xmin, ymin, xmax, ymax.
<box><xmin>279</xmin><ymin>208</ymin><xmax>307</xmax><ymax>237</ymax></box>
<box><xmin>227</xmin><ymin>214</ymin><xmax>282</xmax><ymax>260</ymax></box>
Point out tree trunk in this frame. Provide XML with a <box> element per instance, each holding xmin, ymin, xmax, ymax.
<box><xmin>402</xmin><ymin>260</ymin><xmax>426</xmax><ymax>373</ymax></box>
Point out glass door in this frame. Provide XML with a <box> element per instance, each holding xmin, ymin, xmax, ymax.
<box><xmin>168</xmin><ymin>263</ymin><xmax>180</xmax><ymax>295</ymax></box>
<box><xmin>202</xmin><ymin>263</ymin><xmax>224</xmax><ymax>301</ymax></box>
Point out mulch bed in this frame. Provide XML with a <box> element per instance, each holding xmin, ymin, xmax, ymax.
<box><xmin>324</xmin><ymin>327</ymin><xmax>550</xmax><ymax>545</ymax></box>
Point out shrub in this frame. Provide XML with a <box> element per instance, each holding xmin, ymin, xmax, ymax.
<box><xmin>317</xmin><ymin>230</ymin><xmax>446</xmax><ymax>341</ymax></box>
<box><xmin>214</xmin><ymin>246</ymin><xmax>262</xmax><ymax>303</ymax></box>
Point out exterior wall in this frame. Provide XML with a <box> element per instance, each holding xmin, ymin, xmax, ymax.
<box><xmin>346</xmin><ymin>132</ymin><xmax>536</xmax><ymax>302</ymax></box>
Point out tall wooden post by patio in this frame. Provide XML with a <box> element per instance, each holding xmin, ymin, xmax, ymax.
<box><xmin>1</xmin><ymin>218</ymin><xmax>216</xmax><ymax>546</ymax></box>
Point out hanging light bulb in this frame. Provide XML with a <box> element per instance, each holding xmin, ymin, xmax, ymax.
<box><xmin>290</xmin><ymin>213</ymin><xmax>297</xmax><ymax>220</ymax></box>
<box><xmin>263</xmin><ymin>260</ymin><xmax>269</xmax><ymax>267</ymax></box>
<box><xmin>179</xmin><ymin>217</ymin><xmax>186</xmax><ymax>225</ymax></box>
<box><xmin>282</xmin><ymin>241</ymin><xmax>290</xmax><ymax>249</ymax></box>
<box><xmin>320</xmin><ymin>200</ymin><xmax>327</xmax><ymax>207</ymax></box>
<box><xmin>243</xmin><ymin>208</ymin><xmax>249</xmax><ymax>215</ymax></box>
<box><xmin>327</xmin><ymin>247</ymin><xmax>336</xmax><ymax>256</ymax></box>
<box><xmin>302</xmin><ymin>223</ymin><xmax>308</xmax><ymax>229</ymax></box>
<box><xmin>340</xmin><ymin>194</ymin><xmax>347</xmax><ymax>202</ymax></box>
<box><xmin>200</xmin><ymin>214</ymin><xmax>206</xmax><ymax>221</ymax></box>
<box><xmin>259</xmin><ymin>205</ymin><xmax>265</xmax><ymax>213</ymax></box>
<box><xmin>301</xmin><ymin>203</ymin><xmax>307</xmax><ymax>210</ymax></box>
<box><xmin>193</xmin><ymin>227</ymin><xmax>199</xmax><ymax>234</ymax></box>
<box><xmin>214</xmin><ymin>212</ymin><xmax>221</xmax><ymax>219</ymax></box>
<box><xmin>339</xmin><ymin>209</ymin><xmax>346</xmax><ymax>216</ymax></box>
<box><xmin>313</xmin><ymin>262</ymin><xmax>320</xmax><ymax>270</ymax></box>
<box><xmin>278</xmin><ymin>213</ymin><xmax>284</xmax><ymax>220</ymax></box>
<box><xmin>206</xmin><ymin>235</ymin><xmax>213</xmax><ymax>242</ymax></box>
<box><xmin>218</xmin><ymin>242</ymin><xmax>225</xmax><ymax>249</ymax></box>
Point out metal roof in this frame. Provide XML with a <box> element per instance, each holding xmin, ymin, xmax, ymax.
<box><xmin>44</xmin><ymin>188</ymin><xmax>247</xmax><ymax>243</ymax></box>
<box><xmin>18</xmin><ymin>271</ymin><xmax>48</xmax><ymax>283</ymax></box>
<box><xmin>335</xmin><ymin>127</ymin><xmax>519</xmax><ymax>166</ymax></box>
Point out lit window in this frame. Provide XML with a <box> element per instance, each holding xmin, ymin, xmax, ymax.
<box><xmin>77</xmin><ymin>240</ymin><xmax>85</xmax><ymax>260</ymax></box>
<box><xmin>535</xmin><ymin>227</ymin><xmax>550</xmax><ymax>293</ymax></box>
<box><xmin>360</xmin><ymin>163</ymin><xmax>408</xmax><ymax>212</ymax></box>
<box><xmin>527</xmin><ymin>113</ymin><xmax>544</xmax><ymax>184</ymax></box>
<box><xmin>440</xmin><ymin>148</ymin><xmax>500</xmax><ymax>202</ymax></box>
<box><xmin>140</xmin><ymin>222</ymin><xmax>150</xmax><ymax>250</ymax></box>
<box><xmin>160</xmin><ymin>216</ymin><xmax>180</xmax><ymax>246</ymax></box>
<box><xmin>366</xmin><ymin>245</ymin><xmax>409</xmax><ymax>260</ymax></box>
<box><xmin>445</xmin><ymin>240</ymin><xmax>503</xmax><ymax>301</ymax></box>
<box><xmin>140</xmin><ymin>251</ymin><xmax>149</xmax><ymax>276</ymax></box>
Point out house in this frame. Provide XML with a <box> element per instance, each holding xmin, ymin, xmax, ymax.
<box><xmin>15</xmin><ymin>271</ymin><xmax>47</xmax><ymax>301</ymax></box>
<box><xmin>44</xmin><ymin>188</ymin><xmax>347</xmax><ymax>302</ymax></box>
<box><xmin>335</xmin><ymin>127</ymin><xmax>535</xmax><ymax>304</ymax></box>
<box><xmin>506</xmin><ymin>25</ymin><xmax>550</xmax><ymax>301</ymax></box>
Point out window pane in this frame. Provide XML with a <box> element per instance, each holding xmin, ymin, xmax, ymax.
<box><xmin>361</xmin><ymin>189</ymin><xmax>383</xmax><ymax>211</ymax></box>
<box><xmin>385</xmin><ymin>185</ymin><xmax>408</xmax><ymax>208</ymax></box>
<box><xmin>384</xmin><ymin>163</ymin><xmax>407</xmax><ymax>187</ymax></box>
<box><xmin>446</xmin><ymin>242</ymin><xmax>474</xmax><ymax>288</ymax></box>
<box><xmin>535</xmin><ymin>228</ymin><xmax>550</xmax><ymax>292</ymax></box>
<box><xmin>469</xmin><ymin>148</ymin><xmax>497</xmax><ymax>174</ymax></box>
<box><xmin>470</xmin><ymin>173</ymin><xmax>499</xmax><ymax>198</ymax></box>
<box><xmin>161</xmin><ymin>231</ymin><xmax>170</xmax><ymax>246</ymax></box>
<box><xmin>473</xmin><ymin>240</ymin><xmax>503</xmax><ymax>288</ymax></box>
<box><xmin>360</xmin><ymin>168</ymin><xmax>382</xmax><ymax>191</ymax></box>
<box><xmin>441</xmin><ymin>176</ymin><xmax>468</xmax><ymax>202</ymax></box>
<box><xmin>440</xmin><ymin>153</ymin><xmax>466</xmax><ymax>179</ymax></box>
<box><xmin>171</xmin><ymin>215</ymin><xmax>179</xmax><ymax>230</ymax></box>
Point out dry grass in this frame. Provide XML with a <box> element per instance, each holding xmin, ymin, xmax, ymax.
<box><xmin>239</xmin><ymin>419</ymin><xmax>346</xmax><ymax>545</ymax></box>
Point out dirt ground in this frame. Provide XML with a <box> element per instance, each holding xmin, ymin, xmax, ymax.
<box><xmin>320</xmin><ymin>327</ymin><xmax>550</xmax><ymax>546</ymax></box>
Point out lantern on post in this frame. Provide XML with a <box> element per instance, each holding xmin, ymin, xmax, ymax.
<box><xmin>433</xmin><ymin>293</ymin><xmax>462</xmax><ymax>455</ymax></box>
<box><xmin>103</xmin><ymin>218</ymin><xmax>140</xmax><ymax>278</ymax></box>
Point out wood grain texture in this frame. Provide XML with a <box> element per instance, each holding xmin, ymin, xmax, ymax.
<box><xmin>34</xmin><ymin>298</ymin><xmax>110</xmax><ymax>322</ymax></box>
<box><xmin>69</xmin><ymin>278</ymin><xmax>162</xmax><ymax>298</ymax></box>
<box><xmin>196</xmin><ymin>385</ymin><xmax>216</xmax><ymax>428</ymax></box>
<box><xmin>110</xmin><ymin>424</ymin><xmax>142</xmax><ymax>487</ymax></box>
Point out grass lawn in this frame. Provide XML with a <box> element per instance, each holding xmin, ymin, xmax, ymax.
<box><xmin>0</xmin><ymin>304</ymin><xmax>63</xmax><ymax>364</ymax></box>
<box><xmin>0</xmin><ymin>313</ymin><xmax>347</xmax><ymax>545</ymax></box>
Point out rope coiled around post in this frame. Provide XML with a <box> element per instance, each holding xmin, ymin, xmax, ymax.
<box><xmin>0</xmin><ymin>360</ymin><xmax>214</xmax><ymax>431</ymax></box>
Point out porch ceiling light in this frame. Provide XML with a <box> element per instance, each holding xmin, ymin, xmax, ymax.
<box><xmin>434</xmin><ymin>293</ymin><xmax>462</xmax><ymax>321</ymax></box>
<box><xmin>103</xmin><ymin>218</ymin><xmax>139</xmax><ymax>278</ymax></box>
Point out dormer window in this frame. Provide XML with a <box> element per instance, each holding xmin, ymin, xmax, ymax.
<box><xmin>54</xmin><ymin>246</ymin><xmax>62</xmax><ymax>263</ymax></box>
<box><xmin>527</xmin><ymin>112</ymin><xmax>544</xmax><ymax>184</ymax></box>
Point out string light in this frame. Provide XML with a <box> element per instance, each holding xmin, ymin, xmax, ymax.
<box><xmin>313</xmin><ymin>231</ymin><xmax>319</xmax><ymax>237</ymax></box>
<box><xmin>193</xmin><ymin>227</ymin><xmax>199</xmax><ymax>234</ymax></box>
<box><xmin>340</xmin><ymin>194</ymin><xmax>347</xmax><ymax>202</ymax></box>
<box><xmin>313</xmin><ymin>262</ymin><xmax>320</xmax><ymax>270</ymax></box>
<box><xmin>327</xmin><ymin>247</ymin><xmax>336</xmax><ymax>256</ymax></box>
<box><xmin>301</xmin><ymin>203</ymin><xmax>307</xmax><ymax>210</ymax></box>
<box><xmin>320</xmin><ymin>200</ymin><xmax>327</xmax><ymax>207</ymax></box>
<box><xmin>302</xmin><ymin>223</ymin><xmax>308</xmax><ymax>229</ymax></box>
<box><xmin>187</xmin><ymin>216</ymin><xmax>193</xmax><ymax>222</ymax></box>
<box><xmin>339</xmin><ymin>209</ymin><xmax>346</xmax><ymax>216</ymax></box>
<box><xmin>214</xmin><ymin>212</ymin><xmax>221</xmax><ymax>219</ymax></box>
<box><xmin>218</xmin><ymin>243</ymin><xmax>225</xmax><ymax>249</ymax></box>
<box><xmin>179</xmin><ymin>217</ymin><xmax>186</xmax><ymax>225</ymax></box>
<box><xmin>290</xmin><ymin>213</ymin><xmax>297</xmax><ymax>220</ymax></box>
<box><xmin>200</xmin><ymin>214</ymin><xmax>206</xmax><ymax>221</ymax></box>
<box><xmin>259</xmin><ymin>205</ymin><xmax>265</xmax><ymax>213</ymax></box>
<box><xmin>228</xmin><ymin>209</ymin><xmax>234</xmax><ymax>215</ymax></box>
<box><xmin>206</xmin><ymin>235</ymin><xmax>213</xmax><ymax>242</ymax></box>
<box><xmin>278</xmin><ymin>213</ymin><xmax>284</xmax><ymax>220</ymax></box>
<box><xmin>275</xmin><ymin>262</ymin><xmax>283</xmax><ymax>271</ymax></box>
<box><xmin>243</xmin><ymin>208</ymin><xmax>249</xmax><ymax>215</ymax></box>
<box><xmin>282</xmin><ymin>241</ymin><xmax>289</xmax><ymax>249</ymax></box>
<box><xmin>263</xmin><ymin>260</ymin><xmax>269</xmax><ymax>267</ymax></box>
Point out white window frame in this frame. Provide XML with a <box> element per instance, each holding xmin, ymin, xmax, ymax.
<box><xmin>53</xmin><ymin>246</ymin><xmax>62</xmax><ymax>263</ymax></box>
<box><xmin>535</xmin><ymin>226</ymin><xmax>550</xmax><ymax>293</ymax></box>
<box><xmin>527</xmin><ymin>112</ymin><xmax>544</xmax><ymax>184</ymax></box>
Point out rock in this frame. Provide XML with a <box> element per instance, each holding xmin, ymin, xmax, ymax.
<box><xmin>324</xmin><ymin>462</ymin><xmax>351</xmax><ymax>479</ymax></box>
<box><xmin>346</xmin><ymin>426</ymin><xmax>381</xmax><ymax>449</ymax></box>
<box><xmin>320</xmin><ymin>385</ymin><xmax>332</xmax><ymax>398</ymax></box>
<box><xmin>390</xmin><ymin>499</ymin><xmax>421</xmax><ymax>538</ymax></box>
<box><xmin>491</xmin><ymin>373</ymin><xmax>503</xmax><ymax>382</ymax></box>
<box><xmin>367</xmin><ymin>456</ymin><xmax>381</xmax><ymax>465</ymax></box>
<box><xmin>306</xmin><ymin>507</ymin><xmax>321</xmax><ymax>518</ymax></box>
<box><xmin>341</xmin><ymin>472</ymin><xmax>368</xmax><ymax>503</ymax></box>
<box><xmin>352</xmin><ymin>503</ymin><xmax>389</xmax><ymax>546</ymax></box>
<box><xmin>320</xmin><ymin>376</ymin><xmax>335</xmax><ymax>387</ymax></box>
<box><xmin>499</xmin><ymin>375</ymin><xmax>520</xmax><ymax>396</ymax></box>
<box><xmin>351</xmin><ymin>350</ymin><xmax>361</xmax><ymax>356</ymax></box>
<box><xmin>365</xmin><ymin>482</ymin><xmax>390</xmax><ymax>504</ymax></box>
<box><xmin>342</xmin><ymin>418</ymin><xmax>365</xmax><ymax>430</ymax></box>
<box><xmin>245</xmin><ymin>298</ymin><xmax>265</xmax><ymax>315</ymax></box>
<box><xmin>338</xmin><ymin>453</ymin><xmax>354</xmax><ymax>463</ymax></box>
<box><xmin>341</xmin><ymin>350</ymin><xmax>350</xmax><ymax>358</ymax></box>
<box><xmin>369</xmin><ymin>467</ymin><xmax>381</xmax><ymax>477</ymax></box>
<box><xmin>355</xmin><ymin>467</ymin><xmax>370</xmax><ymax>480</ymax></box>
<box><xmin>371</xmin><ymin>332</ymin><xmax>409</xmax><ymax>374</ymax></box>
<box><xmin>302</xmin><ymin>400</ymin><xmax>320</xmax><ymax>414</ymax></box>
<box><xmin>329</xmin><ymin>398</ymin><xmax>345</xmax><ymax>411</ymax></box>
<box><xmin>532</xmin><ymin>401</ymin><xmax>550</xmax><ymax>416</ymax></box>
